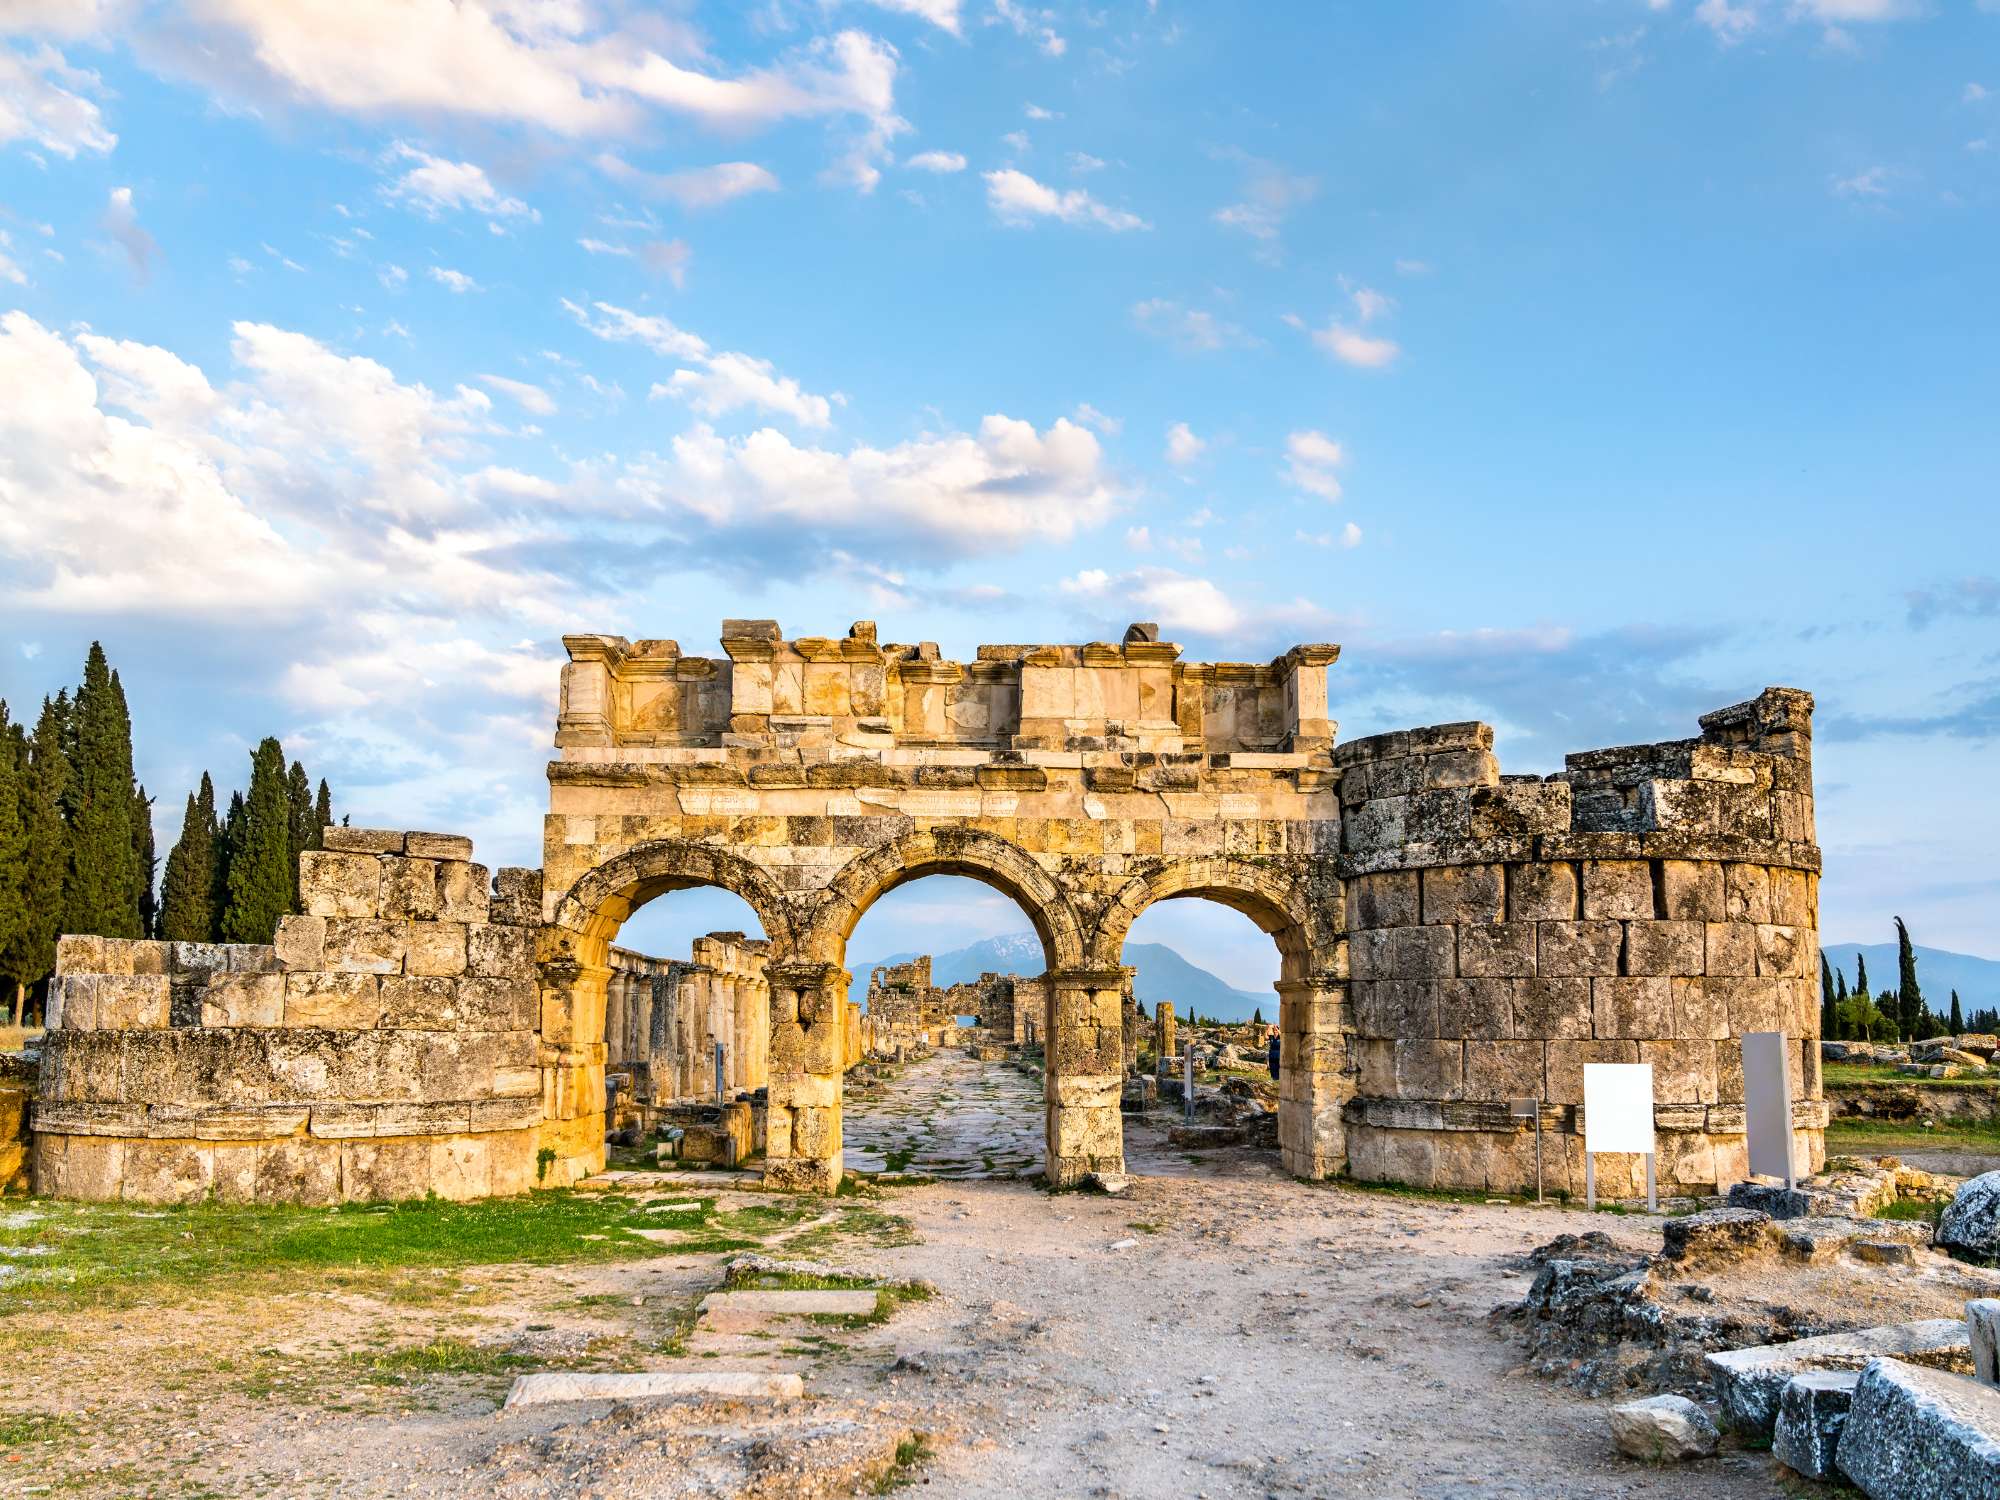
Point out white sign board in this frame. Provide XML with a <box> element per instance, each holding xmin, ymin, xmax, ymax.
<box><xmin>1582</xmin><ymin>1063</ymin><xmax>1656</xmax><ymax>1154</ymax></box>
<box><xmin>1742</xmin><ymin>1031</ymin><xmax>1796</xmax><ymax>1182</ymax></box>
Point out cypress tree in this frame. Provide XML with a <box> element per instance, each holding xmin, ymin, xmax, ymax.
<box><xmin>285</xmin><ymin>760</ymin><xmax>313</xmax><ymax>907</ymax></box>
<box><xmin>313</xmin><ymin>779</ymin><xmax>332</xmax><ymax>841</ymax></box>
<box><xmin>1833</xmin><ymin>968</ymin><xmax>1848</xmax><ymax>1041</ymax></box>
<box><xmin>1854</xmin><ymin>952</ymin><xmax>1869</xmax><ymax>1007</ymax></box>
<box><xmin>1820</xmin><ymin>953</ymin><xmax>1837</xmax><ymax>1041</ymax></box>
<box><xmin>61</xmin><ymin>644</ymin><xmax>141</xmax><ymax>939</ymax></box>
<box><xmin>0</xmin><ymin>705</ymin><xmax>25</xmax><ymax>1022</ymax></box>
<box><xmin>158</xmin><ymin>775</ymin><xmax>217</xmax><ymax>943</ymax></box>
<box><xmin>16</xmin><ymin>697</ymin><xmax>71</xmax><ymax>1016</ymax></box>
<box><xmin>1951</xmin><ymin>990</ymin><xmax>1965</xmax><ymax>1034</ymax></box>
<box><xmin>214</xmin><ymin>788</ymin><xmax>244</xmax><ymax>934</ymax></box>
<box><xmin>220</xmin><ymin>738</ymin><xmax>293</xmax><ymax>945</ymax></box>
<box><xmin>132</xmin><ymin>782</ymin><xmax>157</xmax><ymax>938</ymax></box>
<box><xmin>1894</xmin><ymin>917</ymin><xmax>1924</xmax><ymax>1040</ymax></box>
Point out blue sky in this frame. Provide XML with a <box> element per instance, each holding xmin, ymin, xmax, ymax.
<box><xmin>1</xmin><ymin>0</ymin><xmax>1996</xmax><ymax>983</ymax></box>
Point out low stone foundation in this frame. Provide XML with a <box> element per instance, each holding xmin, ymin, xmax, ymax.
<box><xmin>31</xmin><ymin>829</ymin><xmax>546</xmax><ymax>1204</ymax></box>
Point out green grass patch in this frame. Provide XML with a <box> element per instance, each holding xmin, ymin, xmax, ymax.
<box><xmin>353</xmin><ymin>1336</ymin><xmax>535</xmax><ymax>1386</ymax></box>
<box><xmin>0</xmin><ymin>1190</ymin><xmax>699</xmax><ymax>1311</ymax></box>
<box><xmin>1826</xmin><ymin>1116</ymin><xmax>2000</xmax><ymax>1157</ymax></box>
<box><xmin>1825</xmin><ymin>1063</ymin><xmax>2000</xmax><ymax>1090</ymax></box>
<box><xmin>1126</xmin><ymin>1221</ymin><xmax>1163</xmax><ymax>1234</ymax></box>
<box><xmin>0</xmin><ymin>1409</ymin><xmax>71</xmax><ymax>1447</ymax></box>
<box><xmin>740</xmin><ymin>1269</ymin><xmax>933</xmax><ymax>1330</ymax></box>
<box><xmin>875</xmin><ymin>1433</ymin><xmax>934</xmax><ymax>1493</ymax></box>
<box><xmin>1874</xmin><ymin>1197</ymin><xmax>1946</xmax><ymax>1225</ymax></box>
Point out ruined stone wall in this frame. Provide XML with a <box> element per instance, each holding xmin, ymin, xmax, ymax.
<box><xmin>605</xmin><ymin>933</ymin><xmax>772</xmax><ymax>1105</ymax></box>
<box><xmin>866</xmin><ymin>957</ymin><xmax>940</xmax><ymax>1048</ymax></box>
<box><xmin>32</xmin><ymin>830</ymin><xmax>544</xmax><ymax>1204</ymax></box>
<box><xmin>1337</xmin><ymin>689</ymin><xmax>1825</xmax><ymax>1196</ymax></box>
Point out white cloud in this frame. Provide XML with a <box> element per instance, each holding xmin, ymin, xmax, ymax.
<box><xmin>641</xmin><ymin>238</ymin><xmax>692</xmax><ymax>287</ymax></box>
<box><xmin>1072</xmin><ymin>402</ymin><xmax>1121</xmax><ymax>435</ymax></box>
<box><xmin>992</xmin><ymin>0</ymin><xmax>1065</xmax><ymax>56</ymax></box>
<box><xmin>381</xmin><ymin>143</ymin><xmax>536</xmax><ymax>220</ymax></box>
<box><xmin>613</xmin><ymin>413</ymin><xmax>1115</xmax><ymax>556</ymax></box>
<box><xmin>1211</xmin><ymin>161</ymin><xmax>1317</xmax><ymax>244</ymax></box>
<box><xmin>102</xmin><ymin>185</ymin><xmax>155</xmax><ymax>279</ymax></box>
<box><xmin>564</xmin><ymin>298</ymin><xmax>709</xmax><ymax>359</ymax></box>
<box><xmin>1060</xmin><ymin>565</ymin><xmax>1332</xmax><ymax>642</ymax></box>
<box><xmin>1694</xmin><ymin>0</ymin><xmax>1758</xmax><ymax>42</ymax></box>
<box><xmin>1967</xmin><ymin>83</ymin><xmax>1991</xmax><ymax>104</ymax></box>
<box><xmin>863</xmin><ymin>0</ymin><xmax>963</xmax><ymax>34</ymax></box>
<box><xmin>1125</xmin><ymin>525</ymin><xmax>1151</xmax><ymax>551</ymax></box>
<box><xmin>0</xmin><ymin>230</ymin><xmax>25</xmax><ymax>286</ymax></box>
<box><xmin>1284</xmin><ymin>429</ymin><xmax>1345</xmax><ymax>501</ymax></box>
<box><xmin>1296</xmin><ymin>523</ymin><xmax>1362</xmax><ymax>549</ymax></box>
<box><xmin>596</xmin><ymin>153</ymin><xmax>780</xmax><ymax>208</ymax></box>
<box><xmin>984</xmin><ymin>169</ymin><xmax>1148</xmax><ymax>230</ymax></box>
<box><xmin>1130</xmin><ymin>299</ymin><xmax>1253</xmax><ymax>353</ymax></box>
<box><xmin>379</xmin><ymin>263</ymin><xmax>408</xmax><ymax>290</ymax></box>
<box><xmin>653</xmin><ymin>351</ymin><xmax>841</xmax><ymax>430</ymax></box>
<box><xmin>1831</xmin><ymin>165</ymin><xmax>1891</xmax><ymax>198</ymax></box>
<box><xmin>1348</xmin><ymin>284</ymin><xmax>1394</xmax><ymax>323</ymax></box>
<box><xmin>1000</xmin><ymin>129</ymin><xmax>1030</xmax><ymax>154</ymax></box>
<box><xmin>1024</xmin><ymin>103</ymin><xmax>1059</xmax><ymax>120</ymax></box>
<box><xmin>1164</xmin><ymin>421</ymin><xmax>1204</xmax><ymax>466</ymax></box>
<box><xmin>905</xmin><ymin>149</ymin><xmax>967</xmax><ymax>172</ymax></box>
<box><xmin>578</xmin><ymin>236</ymin><xmax>631</xmax><ymax>257</ymax></box>
<box><xmin>429</xmin><ymin>265</ymin><xmax>479</xmax><ymax>292</ymax></box>
<box><xmin>479</xmin><ymin>374</ymin><xmax>555</xmax><ymax>416</ymax></box>
<box><xmin>1068</xmin><ymin>151</ymin><xmax>1106</xmax><ymax>173</ymax></box>
<box><xmin>0</xmin><ymin>42</ymin><xmax>116</xmax><ymax>158</ymax></box>
<box><xmin>1310</xmin><ymin>321</ymin><xmax>1400</xmax><ymax>369</ymax></box>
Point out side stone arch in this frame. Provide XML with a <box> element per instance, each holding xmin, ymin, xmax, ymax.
<box><xmin>1089</xmin><ymin>856</ymin><xmax>1351</xmax><ymax>1181</ymax></box>
<box><xmin>799</xmin><ymin>826</ymin><xmax>1088</xmax><ymax>970</ymax></box>
<box><xmin>535</xmin><ymin>839</ymin><xmax>796</xmax><ymax>1187</ymax></box>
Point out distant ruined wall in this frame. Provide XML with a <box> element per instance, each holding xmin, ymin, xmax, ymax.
<box><xmin>605</xmin><ymin>933</ymin><xmax>771</xmax><ymax>1105</ymax></box>
<box><xmin>32</xmin><ymin>830</ymin><xmax>544</xmax><ymax>1205</ymax></box>
<box><xmin>1338</xmin><ymin>688</ymin><xmax>1825</xmax><ymax>1196</ymax></box>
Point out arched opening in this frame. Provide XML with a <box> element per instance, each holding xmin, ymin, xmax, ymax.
<box><xmin>1122</xmin><ymin>895</ymin><xmax>1292</xmax><ymax>1176</ymax></box>
<box><xmin>1094</xmin><ymin>860</ymin><xmax>1346</xmax><ymax>1183</ymax></box>
<box><xmin>839</xmin><ymin>874</ymin><xmax>1052</xmax><ymax>1179</ymax></box>
<box><xmin>537</xmin><ymin>841</ymin><xmax>792</xmax><ymax>1186</ymax></box>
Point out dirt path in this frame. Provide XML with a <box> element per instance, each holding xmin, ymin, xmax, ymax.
<box><xmin>0</xmin><ymin>1056</ymin><xmax>1800</xmax><ymax>1497</ymax></box>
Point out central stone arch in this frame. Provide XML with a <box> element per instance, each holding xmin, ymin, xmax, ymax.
<box><xmin>537</xmin><ymin>619</ymin><xmax>1348</xmax><ymax>1190</ymax></box>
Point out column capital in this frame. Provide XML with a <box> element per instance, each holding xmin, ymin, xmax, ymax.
<box><xmin>1273</xmin><ymin>975</ymin><xmax>1345</xmax><ymax>998</ymax></box>
<box><xmin>1047</xmin><ymin>965</ymin><xmax>1135</xmax><ymax>989</ymax></box>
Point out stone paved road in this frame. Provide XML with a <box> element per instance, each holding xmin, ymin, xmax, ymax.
<box><xmin>842</xmin><ymin>1049</ymin><xmax>1044</xmax><ymax>1178</ymax></box>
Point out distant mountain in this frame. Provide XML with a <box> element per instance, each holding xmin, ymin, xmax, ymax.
<box><xmin>852</xmin><ymin>933</ymin><xmax>1273</xmax><ymax>1022</ymax></box>
<box><xmin>1822</xmin><ymin>942</ymin><xmax>2000</xmax><ymax>1011</ymax></box>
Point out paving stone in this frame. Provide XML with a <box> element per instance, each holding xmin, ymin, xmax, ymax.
<box><xmin>697</xmin><ymin>1289</ymin><xmax>880</xmax><ymax>1333</ymax></box>
<box><xmin>503</xmin><ymin>1371</ymin><xmax>804</xmax><ymax>1408</ymax></box>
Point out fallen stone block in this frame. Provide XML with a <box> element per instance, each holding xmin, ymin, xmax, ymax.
<box><xmin>1774</xmin><ymin>1370</ymin><xmax>1859</xmax><ymax>1481</ymax></box>
<box><xmin>1661</xmin><ymin>1207</ymin><xmax>1772</xmax><ymax>1268</ymax></box>
<box><xmin>1082</xmin><ymin>1171</ymin><xmax>1131</xmax><ymax>1196</ymax></box>
<box><xmin>1836</xmin><ymin>1359</ymin><xmax>2000</xmax><ymax>1498</ymax></box>
<box><xmin>1707</xmin><ymin>1319</ymin><xmax>1972</xmax><ymax>1438</ymax></box>
<box><xmin>1776</xmin><ymin>1217</ymin><xmax>1929</xmax><ymax>1265</ymax></box>
<box><xmin>1941</xmin><ymin>1173</ymin><xmax>2000</xmax><ymax>1265</ymax></box>
<box><xmin>1167</xmin><ymin>1123</ymin><xmax>1246</xmax><ymax>1149</ymax></box>
<box><xmin>503</xmin><ymin>1371</ymin><xmax>804</xmax><ymax>1408</ymax></box>
<box><xmin>1609</xmin><ymin>1394</ymin><xmax>1718</xmax><ymax>1462</ymax></box>
<box><xmin>1853</xmin><ymin>1239</ymin><xmax>1919</xmax><ymax>1268</ymax></box>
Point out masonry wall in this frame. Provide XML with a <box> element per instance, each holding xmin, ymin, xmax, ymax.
<box><xmin>605</xmin><ymin>933</ymin><xmax>771</xmax><ymax>1104</ymax></box>
<box><xmin>1337</xmin><ymin>688</ymin><xmax>1826</xmax><ymax>1196</ymax></box>
<box><xmin>31</xmin><ymin>830</ymin><xmax>544</xmax><ymax>1204</ymax></box>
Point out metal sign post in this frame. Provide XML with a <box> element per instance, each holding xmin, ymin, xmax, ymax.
<box><xmin>1510</xmin><ymin>1097</ymin><xmax>1543</xmax><ymax>1204</ymax></box>
<box><xmin>713</xmin><ymin>1041</ymin><xmax>726</xmax><ymax>1104</ymax></box>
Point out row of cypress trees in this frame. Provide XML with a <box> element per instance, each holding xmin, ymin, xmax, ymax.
<box><xmin>0</xmin><ymin>643</ymin><xmax>336</xmax><ymax>1022</ymax></box>
<box><xmin>1816</xmin><ymin>918</ymin><xmax>1993</xmax><ymax>1042</ymax></box>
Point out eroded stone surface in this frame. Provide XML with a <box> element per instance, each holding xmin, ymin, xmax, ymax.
<box><xmin>1836</xmin><ymin>1360</ymin><xmax>2000</xmax><ymax>1498</ymax></box>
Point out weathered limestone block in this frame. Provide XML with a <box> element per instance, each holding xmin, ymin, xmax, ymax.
<box><xmin>322</xmin><ymin>827</ymin><xmax>405</xmax><ymax>854</ymax></box>
<box><xmin>1592</xmin><ymin>977</ymin><xmax>1672</xmax><ymax>1039</ymax></box>
<box><xmin>1624</xmin><ymin>920</ymin><xmax>1705</xmax><ymax>977</ymax></box>
<box><xmin>342</xmin><ymin>1139</ymin><xmax>431</xmax><ymax>1201</ymax></box>
<box><xmin>1421</xmin><ymin>864</ymin><xmax>1503</xmax><ymax>925</ymax></box>
<box><xmin>93</xmin><ymin>975</ymin><xmax>171</xmax><ymax>1030</ymax></box>
<box><xmin>379</xmin><ymin>976</ymin><xmax>462</xmax><ymax>1030</ymax></box>
<box><xmin>1610</xmin><ymin>1394</ymin><xmax>1720</xmax><ymax>1463</ymax></box>
<box><xmin>1709</xmin><ymin>1321</ymin><xmax>1972</xmax><ymax>1438</ymax></box>
<box><xmin>437</xmin><ymin>861</ymin><xmax>491</xmax><ymax>923</ymax></box>
<box><xmin>1457</xmin><ymin>922</ymin><xmax>1538</xmax><ymax>978</ymax></box>
<box><xmin>284</xmin><ymin>972</ymin><xmax>384</xmax><ymax>1030</ymax></box>
<box><xmin>404</xmin><ymin>922</ymin><xmax>468</xmax><ymax>978</ymax></box>
<box><xmin>1538</xmin><ymin>921</ymin><xmax>1623</xmax><ymax>977</ymax></box>
<box><xmin>321</xmin><ymin>918</ymin><xmax>405</xmax><ymax>974</ymax></box>
<box><xmin>467</xmin><ymin>924</ymin><xmax>535</xmax><ymax>979</ymax></box>
<box><xmin>1509</xmin><ymin>861</ymin><xmax>1579</xmax><ymax>922</ymax></box>
<box><xmin>1438</xmin><ymin>979</ymin><xmax>1513</xmax><ymax>1040</ymax></box>
<box><xmin>1723</xmin><ymin>863</ymin><xmax>1773</xmax><ymax>924</ymax></box>
<box><xmin>200</xmin><ymin>972</ymin><xmax>284</xmax><ymax>1028</ymax></box>
<box><xmin>1350</xmin><ymin>870</ymin><xmax>1419</xmax><ymax>928</ymax></box>
<box><xmin>1582</xmin><ymin>860</ymin><xmax>1653</xmax><ymax>921</ymax></box>
<box><xmin>300</xmin><ymin>850</ymin><xmax>382</xmax><ymax>917</ymax></box>
<box><xmin>405</xmin><ymin>831</ymin><xmax>475</xmax><ymax>861</ymax></box>
<box><xmin>378</xmin><ymin>856</ymin><xmax>440</xmax><ymax>920</ymax></box>
<box><xmin>272</xmin><ymin>914</ymin><xmax>326</xmax><ymax>971</ymax></box>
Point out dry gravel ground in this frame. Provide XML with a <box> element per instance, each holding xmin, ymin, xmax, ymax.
<box><xmin>0</xmin><ymin>1054</ymin><xmax>1812</xmax><ymax>1497</ymax></box>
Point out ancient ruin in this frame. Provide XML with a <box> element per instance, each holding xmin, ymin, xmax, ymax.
<box><xmin>29</xmin><ymin>620</ymin><xmax>1825</xmax><ymax>1204</ymax></box>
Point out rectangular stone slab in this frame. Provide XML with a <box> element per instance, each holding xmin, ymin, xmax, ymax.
<box><xmin>697</xmin><ymin>1289</ymin><xmax>880</xmax><ymax>1332</ymax></box>
<box><xmin>504</xmin><ymin>1371</ymin><xmax>803</xmax><ymax>1408</ymax></box>
<box><xmin>1708</xmin><ymin>1320</ymin><xmax>1972</xmax><ymax>1438</ymax></box>
<box><xmin>1836</xmin><ymin>1360</ymin><xmax>2000</xmax><ymax>1498</ymax></box>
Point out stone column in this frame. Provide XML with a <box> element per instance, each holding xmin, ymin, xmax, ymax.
<box><xmin>535</xmin><ymin>958</ymin><xmax>611</xmax><ymax>1186</ymax></box>
<box><xmin>749</xmin><ymin>971</ymin><xmax>770</xmax><ymax>1088</ymax></box>
<box><xmin>605</xmin><ymin>970</ymin><xmax>629</xmax><ymax>1068</ymax></box>
<box><xmin>629</xmin><ymin>970</ymin><xmax>655</xmax><ymax>1097</ymax></box>
<box><xmin>1274</xmin><ymin>972</ymin><xmax>1351</xmax><ymax>1180</ymax></box>
<box><xmin>1121</xmin><ymin>990</ymin><xmax>1140</xmax><ymax>1076</ymax></box>
<box><xmin>763</xmin><ymin>960</ymin><xmax>845</xmax><ymax>1193</ymax></box>
<box><xmin>1157</xmin><ymin>1001</ymin><xmax>1176</xmax><ymax>1060</ymax></box>
<box><xmin>1045</xmin><ymin>967</ymin><xmax>1131</xmax><ymax>1185</ymax></box>
<box><xmin>732</xmin><ymin>957</ymin><xmax>755</xmax><ymax>1095</ymax></box>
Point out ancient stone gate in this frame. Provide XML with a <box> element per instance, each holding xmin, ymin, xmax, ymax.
<box><xmin>538</xmin><ymin>620</ymin><xmax>1346</xmax><ymax>1191</ymax></box>
<box><xmin>28</xmin><ymin>616</ymin><xmax>1825</xmax><ymax>1204</ymax></box>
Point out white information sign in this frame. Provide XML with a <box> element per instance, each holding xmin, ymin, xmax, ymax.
<box><xmin>1742</xmin><ymin>1031</ymin><xmax>1796</xmax><ymax>1185</ymax></box>
<box><xmin>1582</xmin><ymin>1063</ymin><xmax>1656</xmax><ymax>1154</ymax></box>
